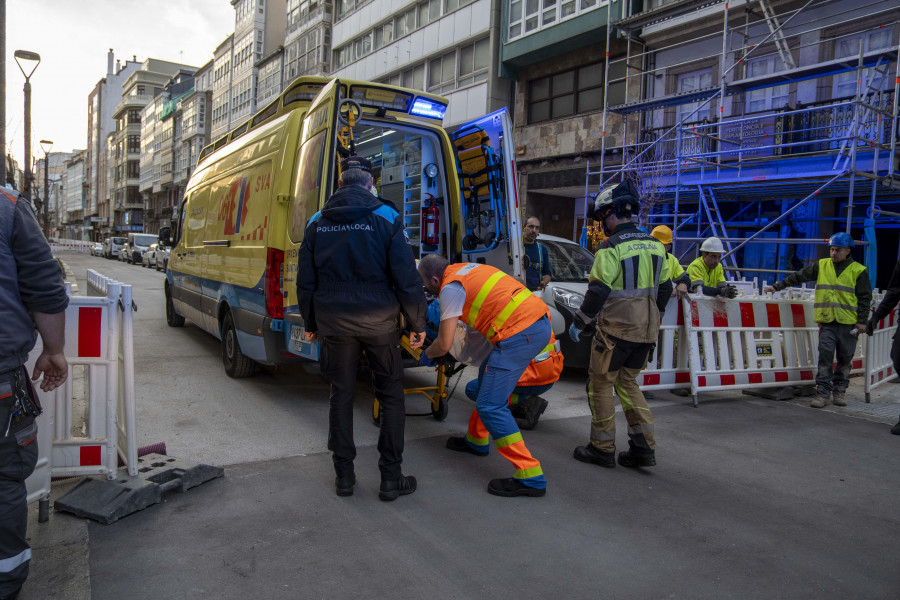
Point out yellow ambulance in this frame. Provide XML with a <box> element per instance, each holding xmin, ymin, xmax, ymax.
<box><xmin>162</xmin><ymin>76</ymin><xmax>524</xmax><ymax>377</ymax></box>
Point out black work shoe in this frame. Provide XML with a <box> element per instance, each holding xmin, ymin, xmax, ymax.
<box><xmin>0</xmin><ymin>587</ymin><xmax>21</xmax><ymax>600</ymax></box>
<box><xmin>617</xmin><ymin>449</ymin><xmax>656</xmax><ymax>468</ymax></box>
<box><xmin>513</xmin><ymin>397</ymin><xmax>549</xmax><ymax>431</ymax></box>
<box><xmin>573</xmin><ymin>444</ymin><xmax>616</xmax><ymax>468</ymax></box>
<box><xmin>335</xmin><ymin>475</ymin><xmax>355</xmax><ymax>497</ymax></box>
<box><xmin>891</xmin><ymin>419</ymin><xmax>900</xmax><ymax>436</ymax></box>
<box><xmin>446</xmin><ymin>436</ymin><xmax>488</xmax><ymax>456</ymax></box>
<box><xmin>379</xmin><ymin>475</ymin><xmax>417</xmax><ymax>501</ymax></box>
<box><xmin>487</xmin><ymin>478</ymin><xmax>546</xmax><ymax>497</ymax></box>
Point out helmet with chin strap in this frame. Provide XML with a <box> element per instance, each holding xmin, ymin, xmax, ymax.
<box><xmin>591</xmin><ymin>179</ymin><xmax>641</xmax><ymax>222</ymax></box>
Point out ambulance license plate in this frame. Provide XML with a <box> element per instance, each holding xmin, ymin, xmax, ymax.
<box><xmin>290</xmin><ymin>325</ymin><xmax>306</xmax><ymax>342</ymax></box>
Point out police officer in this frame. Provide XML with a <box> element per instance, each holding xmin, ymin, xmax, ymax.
<box><xmin>866</xmin><ymin>258</ymin><xmax>900</xmax><ymax>434</ymax></box>
<box><xmin>297</xmin><ymin>156</ymin><xmax>426</xmax><ymax>501</ymax></box>
<box><xmin>687</xmin><ymin>236</ymin><xmax>738</xmax><ymax>299</ymax></box>
<box><xmin>765</xmin><ymin>232</ymin><xmax>871</xmax><ymax>408</ymax></box>
<box><xmin>0</xmin><ymin>187</ymin><xmax>69</xmax><ymax>600</ymax></box>
<box><xmin>568</xmin><ymin>180</ymin><xmax>672</xmax><ymax>469</ymax></box>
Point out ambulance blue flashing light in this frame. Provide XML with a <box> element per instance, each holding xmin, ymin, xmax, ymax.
<box><xmin>410</xmin><ymin>98</ymin><xmax>446</xmax><ymax>119</ymax></box>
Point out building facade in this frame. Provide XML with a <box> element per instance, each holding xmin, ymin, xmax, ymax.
<box><xmin>61</xmin><ymin>151</ymin><xmax>87</xmax><ymax>240</ymax></box>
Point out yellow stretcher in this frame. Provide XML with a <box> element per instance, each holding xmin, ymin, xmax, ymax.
<box><xmin>371</xmin><ymin>333</ymin><xmax>460</xmax><ymax>424</ymax></box>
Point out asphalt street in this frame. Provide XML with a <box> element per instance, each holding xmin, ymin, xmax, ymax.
<box><xmin>17</xmin><ymin>253</ymin><xmax>900</xmax><ymax>599</ymax></box>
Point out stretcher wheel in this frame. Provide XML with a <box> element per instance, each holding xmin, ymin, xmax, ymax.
<box><xmin>463</xmin><ymin>234</ymin><xmax>480</xmax><ymax>251</ymax></box>
<box><xmin>431</xmin><ymin>396</ymin><xmax>448</xmax><ymax>421</ymax></box>
<box><xmin>482</xmin><ymin>232</ymin><xmax>496</xmax><ymax>247</ymax></box>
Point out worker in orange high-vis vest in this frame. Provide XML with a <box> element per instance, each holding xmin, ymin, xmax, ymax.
<box><xmin>418</xmin><ymin>254</ymin><xmax>552</xmax><ymax>497</ymax></box>
<box><xmin>462</xmin><ymin>332</ymin><xmax>563</xmax><ymax>432</ymax></box>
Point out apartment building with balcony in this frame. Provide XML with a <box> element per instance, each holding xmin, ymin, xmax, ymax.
<box><xmin>211</xmin><ymin>35</ymin><xmax>236</xmax><ymax>142</ymax></box>
<box><xmin>330</xmin><ymin>0</ymin><xmax>511</xmax><ymax>127</ymax></box>
<box><xmin>61</xmin><ymin>151</ymin><xmax>87</xmax><ymax>240</ymax></box>
<box><xmin>87</xmin><ymin>51</ymin><xmax>140</xmax><ymax>240</ymax></box>
<box><xmin>178</xmin><ymin>61</ymin><xmax>214</xmax><ymax>206</ymax></box>
<box><xmin>108</xmin><ymin>58</ymin><xmax>196</xmax><ymax>234</ymax></box>
<box><xmin>34</xmin><ymin>151</ymin><xmax>74</xmax><ymax>239</ymax></box>
<box><xmin>497</xmin><ymin>0</ymin><xmax>614</xmax><ymax>239</ymax></box>
<box><xmin>257</xmin><ymin>47</ymin><xmax>286</xmax><ymax>107</ymax></box>
<box><xmin>284</xmin><ymin>0</ymin><xmax>332</xmax><ymax>82</ymax></box>
<box><xmin>140</xmin><ymin>71</ymin><xmax>201</xmax><ymax>233</ymax></box>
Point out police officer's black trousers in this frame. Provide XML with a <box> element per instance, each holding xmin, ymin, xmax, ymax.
<box><xmin>0</xmin><ymin>369</ymin><xmax>38</xmax><ymax>598</ymax></box>
<box><xmin>320</xmin><ymin>331</ymin><xmax>406</xmax><ymax>481</ymax></box>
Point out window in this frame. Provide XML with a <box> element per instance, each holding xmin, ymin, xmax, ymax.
<box><xmin>833</xmin><ymin>29</ymin><xmax>893</xmax><ymax>98</ymax></box>
<box><xmin>395</xmin><ymin>7</ymin><xmax>417</xmax><ymax>38</ymax></box>
<box><xmin>128</xmin><ymin>109</ymin><xmax>141</xmax><ymax>125</ymax></box>
<box><xmin>508</xmin><ymin>0</ymin><xmax>598</xmax><ymax>41</ymax></box>
<box><xmin>290</xmin><ymin>131</ymin><xmax>327</xmax><ymax>243</ymax></box>
<box><xmin>374</xmin><ymin>21</ymin><xmax>394</xmax><ymax>49</ymax></box>
<box><xmin>428</xmin><ymin>51</ymin><xmax>457</xmax><ymax>93</ymax></box>
<box><xmin>402</xmin><ymin>64</ymin><xmax>426</xmax><ymax>91</ymax></box>
<box><xmin>128</xmin><ymin>135</ymin><xmax>141</xmax><ymax>153</ymax></box>
<box><xmin>127</xmin><ymin>161</ymin><xmax>140</xmax><ymax>178</ymax></box>
<box><xmin>528</xmin><ymin>61</ymin><xmax>603</xmax><ymax>123</ymax></box>
<box><xmin>676</xmin><ymin>68</ymin><xmax>713</xmax><ymax>123</ymax></box>
<box><xmin>745</xmin><ymin>55</ymin><xmax>790</xmax><ymax>113</ymax></box>
<box><xmin>419</xmin><ymin>0</ymin><xmax>441</xmax><ymax>26</ymax></box>
<box><xmin>444</xmin><ymin>0</ymin><xmax>474</xmax><ymax>12</ymax></box>
<box><xmin>458</xmin><ymin>38</ymin><xmax>490</xmax><ymax>87</ymax></box>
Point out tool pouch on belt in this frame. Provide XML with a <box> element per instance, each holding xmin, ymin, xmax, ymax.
<box><xmin>593</xmin><ymin>328</ymin><xmax>616</xmax><ymax>354</ymax></box>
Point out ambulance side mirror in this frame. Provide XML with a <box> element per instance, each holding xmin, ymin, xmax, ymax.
<box><xmin>158</xmin><ymin>227</ymin><xmax>172</xmax><ymax>248</ymax></box>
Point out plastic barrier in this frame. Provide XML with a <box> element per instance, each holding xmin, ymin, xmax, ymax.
<box><xmin>683</xmin><ymin>295</ymin><xmax>820</xmax><ymax>406</ymax></box>
<box><xmin>865</xmin><ymin>306</ymin><xmax>898</xmax><ymax>401</ymax></box>
<box><xmin>50</xmin><ymin>240</ymin><xmax>93</xmax><ymax>254</ymax></box>
<box><xmin>639</xmin><ymin>296</ymin><xmax>691</xmax><ymax>391</ymax></box>
<box><xmin>48</xmin><ymin>270</ymin><xmax>137</xmax><ymax>479</ymax></box>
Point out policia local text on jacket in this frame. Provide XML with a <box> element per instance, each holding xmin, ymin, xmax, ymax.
<box><xmin>0</xmin><ymin>187</ymin><xmax>69</xmax><ymax>600</ymax></box>
<box><xmin>572</xmin><ymin>206</ymin><xmax>673</xmax><ymax>469</ymax></box>
<box><xmin>769</xmin><ymin>248</ymin><xmax>871</xmax><ymax>406</ymax></box>
<box><xmin>298</xmin><ymin>163</ymin><xmax>426</xmax><ymax>500</ymax></box>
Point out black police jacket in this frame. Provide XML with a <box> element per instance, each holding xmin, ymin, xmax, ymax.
<box><xmin>297</xmin><ymin>184</ymin><xmax>426</xmax><ymax>337</ymax></box>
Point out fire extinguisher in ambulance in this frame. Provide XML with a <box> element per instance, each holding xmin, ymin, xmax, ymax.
<box><xmin>422</xmin><ymin>193</ymin><xmax>440</xmax><ymax>246</ymax></box>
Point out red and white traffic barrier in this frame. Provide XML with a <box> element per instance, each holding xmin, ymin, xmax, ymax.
<box><xmin>639</xmin><ymin>296</ymin><xmax>690</xmax><ymax>391</ymax></box>
<box><xmin>47</xmin><ymin>271</ymin><xmax>136</xmax><ymax>479</ymax></box>
<box><xmin>865</xmin><ymin>305</ymin><xmax>898</xmax><ymax>401</ymax></box>
<box><xmin>683</xmin><ymin>296</ymin><xmax>820</xmax><ymax>406</ymax></box>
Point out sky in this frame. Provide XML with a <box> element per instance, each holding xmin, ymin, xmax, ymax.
<box><xmin>4</xmin><ymin>0</ymin><xmax>235</xmax><ymax>166</ymax></box>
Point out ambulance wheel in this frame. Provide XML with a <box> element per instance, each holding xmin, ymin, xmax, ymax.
<box><xmin>222</xmin><ymin>311</ymin><xmax>254</xmax><ymax>378</ymax></box>
<box><xmin>165</xmin><ymin>285</ymin><xmax>184</xmax><ymax>328</ymax></box>
<box><xmin>431</xmin><ymin>396</ymin><xmax>448</xmax><ymax>421</ymax></box>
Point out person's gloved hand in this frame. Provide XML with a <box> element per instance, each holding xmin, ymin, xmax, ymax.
<box><xmin>721</xmin><ymin>284</ymin><xmax>738</xmax><ymax>299</ymax></box>
<box><xmin>865</xmin><ymin>318</ymin><xmax>877</xmax><ymax>336</ymax></box>
<box><xmin>568</xmin><ymin>322</ymin><xmax>583</xmax><ymax>343</ymax></box>
<box><xmin>418</xmin><ymin>352</ymin><xmax>435</xmax><ymax>367</ymax></box>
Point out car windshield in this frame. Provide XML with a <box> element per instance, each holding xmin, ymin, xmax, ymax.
<box><xmin>541</xmin><ymin>239</ymin><xmax>595</xmax><ymax>282</ymax></box>
<box><xmin>112</xmin><ymin>237</ymin><xmax>127</xmax><ymax>244</ymax></box>
<box><xmin>132</xmin><ymin>234</ymin><xmax>157</xmax><ymax>247</ymax></box>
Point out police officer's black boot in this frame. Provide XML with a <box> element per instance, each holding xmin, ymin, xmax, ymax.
<box><xmin>573</xmin><ymin>443</ymin><xmax>616</xmax><ymax>468</ymax></box>
<box><xmin>891</xmin><ymin>414</ymin><xmax>900</xmax><ymax>436</ymax></box>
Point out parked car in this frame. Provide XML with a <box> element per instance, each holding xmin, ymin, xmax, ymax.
<box><xmin>156</xmin><ymin>246</ymin><xmax>170</xmax><ymax>272</ymax></box>
<box><xmin>128</xmin><ymin>232</ymin><xmax>158</xmax><ymax>265</ymax></box>
<box><xmin>118</xmin><ymin>243</ymin><xmax>131</xmax><ymax>262</ymax></box>
<box><xmin>105</xmin><ymin>236</ymin><xmax>127</xmax><ymax>259</ymax></box>
<box><xmin>90</xmin><ymin>242</ymin><xmax>104</xmax><ymax>256</ymax></box>
<box><xmin>142</xmin><ymin>243</ymin><xmax>160</xmax><ymax>268</ymax></box>
<box><xmin>534</xmin><ymin>234</ymin><xmax>596</xmax><ymax>370</ymax></box>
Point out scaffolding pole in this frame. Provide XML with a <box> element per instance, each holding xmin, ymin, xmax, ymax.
<box><xmin>847</xmin><ymin>41</ymin><xmax>865</xmax><ymax>233</ymax></box>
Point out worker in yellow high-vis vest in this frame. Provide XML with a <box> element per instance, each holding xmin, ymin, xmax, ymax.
<box><xmin>568</xmin><ymin>180</ymin><xmax>674</xmax><ymax>470</ymax></box>
<box><xmin>418</xmin><ymin>255</ymin><xmax>551</xmax><ymax>497</ymax></box>
<box><xmin>650</xmin><ymin>225</ymin><xmax>690</xmax><ymax>298</ymax></box>
<box><xmin>765</xmin><ymin>232</ymin><xmax>872</xmax><ymax>408</ymax></box>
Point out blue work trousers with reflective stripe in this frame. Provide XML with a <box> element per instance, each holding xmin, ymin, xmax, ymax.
<box><xmin>473</xmin><ymin>317</ymin><xmax>550</xmax><ymax>489</ymax></box>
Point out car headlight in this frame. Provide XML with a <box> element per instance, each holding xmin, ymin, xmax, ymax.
<box><xmin>552</xmin><ymin>286</ymin><xmax>584</xmax><ymax>309</ymax></box>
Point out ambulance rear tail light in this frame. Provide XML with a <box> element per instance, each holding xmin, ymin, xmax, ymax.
<box><xmin>265</xmin><ymin>248</ymin><xmax>285</xmax><ymax>319</ymax></box>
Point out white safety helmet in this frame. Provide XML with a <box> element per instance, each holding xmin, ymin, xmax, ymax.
<box><xmin>700</xmin><ymin>237</ymin><xmax>725</xmax><ymax>254</ymax></box>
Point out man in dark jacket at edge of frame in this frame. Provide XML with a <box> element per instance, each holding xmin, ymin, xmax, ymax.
<box><xmin>0</xmin><ymin>187</ymin><xmax>69</xmax><ymax>600</ymax></box>
<box><xmin>866</xmin><ymin>257</ymin><xmax>900</xmax><ymax>435</ymax></box>
<box><xmin>297</xmin><ymin>155</ymin><xmax>426</xmax><ymax>501</ymax></box>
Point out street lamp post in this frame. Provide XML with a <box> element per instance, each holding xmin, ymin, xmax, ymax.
<box><xmin>40</xmin><ymin>139</ymin><xmax>53</xmax><ymax>238</ymax></box>
<box><xmin>14</xmin><ymin>50</ymin><xmax>40</xmax><ymax>206</ymax></box>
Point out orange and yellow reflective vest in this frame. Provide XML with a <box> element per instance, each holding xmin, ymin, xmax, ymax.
<box><xmin>442</xmin><ymin>263</ymin><xmax>549</xmax><ymax>343</ymax></box>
